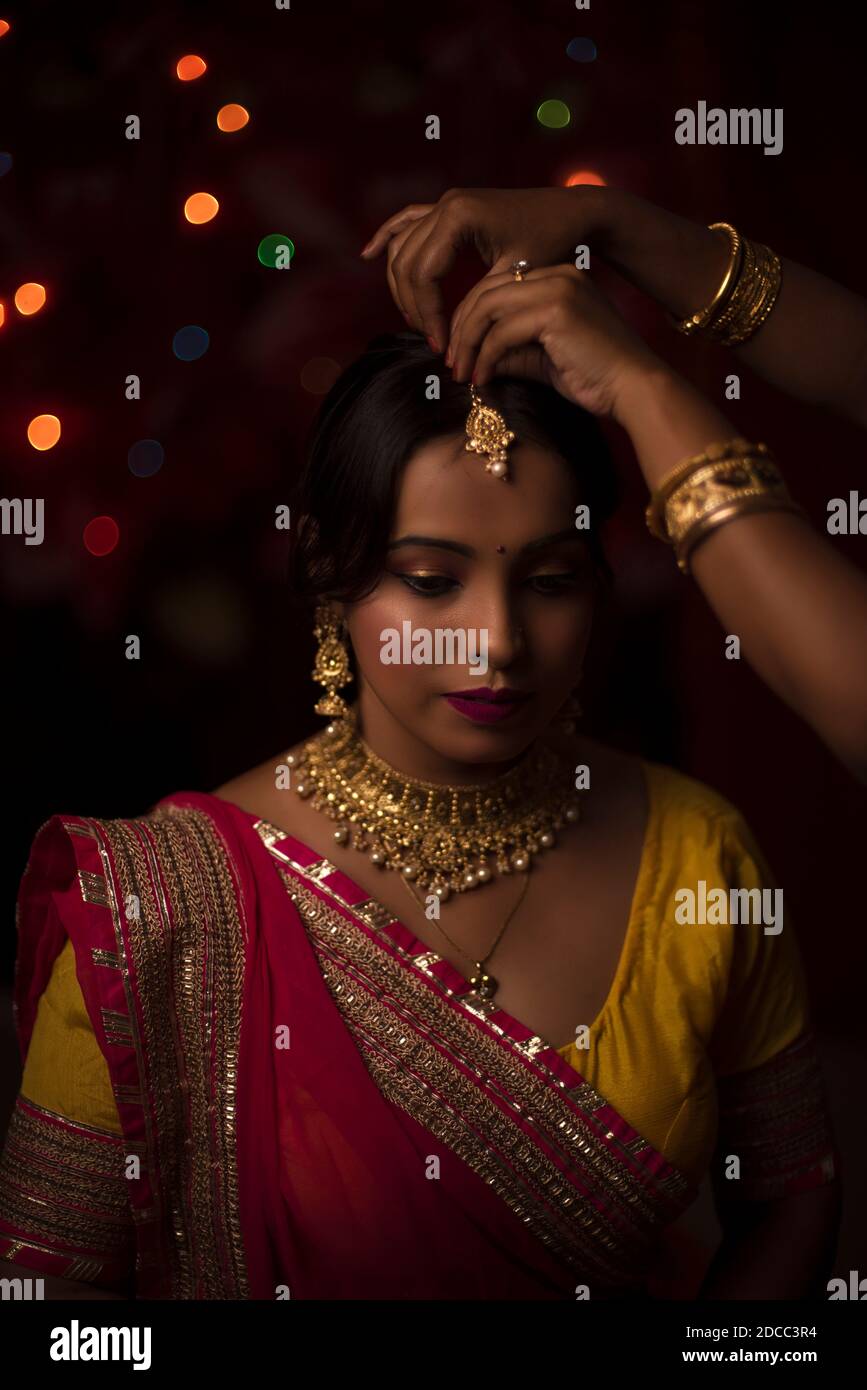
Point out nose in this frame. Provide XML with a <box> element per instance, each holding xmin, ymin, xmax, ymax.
<box><xmin>478</xmin><ymin>590</ymin><xmax>526</xmax><ymax>671</ymax></box>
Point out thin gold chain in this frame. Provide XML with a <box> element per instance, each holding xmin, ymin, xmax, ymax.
<box><xmin>398</xmin><ymin>868</ymin><xmax>530</xmax><ymax>973</ymax></box>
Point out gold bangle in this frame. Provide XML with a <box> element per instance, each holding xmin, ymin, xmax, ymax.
<box><xmin>646</xmin><ymin>440</ymin><xmax>803</xmax><ymax>575</ymax></box>
<box><xmin>670</xmin><ymin>223</ymin><xmax>743</xmax><ymax>336</ymax></box>
<box><xmin>676</xmin><ymin>495</ymin><xmax>804</xmax><ymax>574</ymax></box>
<box><xmin>704</xmin><ymin>238</ymin><xmax>782</xmax><ymax>347</ymax></box>
<box><xmin>645</xmin><ymin>436</ymin><xmax>758</xmax><ymax>541</ymax></box>
<box><xmin>662</xmin><ymin>449</ymin><xmax>784</xmax><ymax>550</ymax></box>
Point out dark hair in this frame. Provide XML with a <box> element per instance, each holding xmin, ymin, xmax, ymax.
<box><xmin>289</xmin><ymin>330</ymin><xmax>617</xmax><ymax>605</ymax></box>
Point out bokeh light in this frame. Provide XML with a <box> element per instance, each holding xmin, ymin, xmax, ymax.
<box><xmin>0</xmin><ymin>20</ymin><xmax>10</xmax><ymax>38</ymax></box>
<box><xmin>83</xmin><ymin>516</ymin><xmax>120</xmax><ymax>557</ymax></box>
<box><xmin>0</xmin><ymin>152</ymin><xmax>12</xmax><ymax>177</ymax></box>
<box><xmin>567</xmin><ymin>38</ymin><xmax>597</xmax><ymax>62</ymax></box>
<box><xmin>257</xmin><ymin>233</ymin><xmax>294</xmax><ymax>268</ymax></box>
<box><xmin>128</xmin><ymin>439</ymin><xmax>165</xmax><ymax>477</ymax></box>
<box><xmin>536</xmin><ymin>100</ymin><xmax>571</xmax><ymax>129</ymax></box>
<box><xmin>176</xmin><ymin>54</ymin><xmax>207</xmax><ymax>81</ymax></box>
<box><xmin>216</xmin><ymin>103</ymin><xmax>250</xmax><ymax>132</ymax></box>
<box><xmin>184</xmin><ymin>192</ymin><xmax>219</xmax><ymax>224</ymax></box>
<box><xmin>564</xmin><ymin>169</ymin><xmax>607</xmax><ymax>187</ymax></box>
<box><xmin>27</xmin><ymin>414</ymin><xmax>61</xmax><ymax>450</ymax></box>
<box><xmin>172</xmin><ymin>325</ymin><xmax>210</xmax><ymax>361</ymax></box>
<box><xmin>300</xmin><ymin>357</ymin><xmax>341</xmax><ymax>394</ymax></box>
<box><xmin>14</xmin><ymin>282</ymin><xmax>47</xmax><ymax>316</ymax></box>
<box><xmin>0</xmin><ymin>301</ymin><xmax>4</xmax><ymax>329</ymax></box>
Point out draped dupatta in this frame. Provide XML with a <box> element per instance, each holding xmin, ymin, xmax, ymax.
<box><xmin>10</xmin><ymin>791</ymin><xmax>697</xmax><ymax>1298</ymax></box>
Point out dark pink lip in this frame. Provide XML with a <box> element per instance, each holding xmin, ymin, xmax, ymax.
<box><xmin>443</xmin><ymin>691</ymin><xmax>531</xmax><ymax>724</ymax></box>
<box><xmin>446</xmin><ymin>687</ymin><xmax>529</xmax><ymax>703</ymax></box>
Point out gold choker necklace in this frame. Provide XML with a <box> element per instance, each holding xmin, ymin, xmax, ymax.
<box><xmin>288</xmin><ymin>709</ymin><xmax>582</xmax><ymax>902</ymax></box>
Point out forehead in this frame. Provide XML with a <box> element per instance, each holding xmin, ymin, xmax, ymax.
<box><xmin>392</xmin><ymin>434</ymin><xmax>581</xmax><ymax>542</ymax></box>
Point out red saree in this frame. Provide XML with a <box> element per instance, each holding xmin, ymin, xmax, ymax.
<box><xmin>7</xmin><ymin>791</ymin><xmax>698</xmax><ymax>1299</ymax></box>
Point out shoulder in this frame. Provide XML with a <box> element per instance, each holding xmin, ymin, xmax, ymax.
<box><xmin>642</xmin><ymin>759</ymin><xmax>761</xmax><ymax>864</ymax></box>
<box><xmin>630</xmin><ymin>759</ymin><xmax>777</xmax><ymax>941</ymax></box>
<box><xmin>25</xmin><ymin>796</ymin><xmax>247</xmax><ymax>871</ymax></box>
<box><xmin>19</xmin><ymin>794</ymin><xmax>258</xmax><ymax>939</ymax></box>
<box><xmin>563</xmin><ymin>737</ymin><xmax>750</xmax><ymax>855</ymax></box>
<box><xmin>211</xmin><ymin>741</ymin><xmax>312</xmax><ymax>838</ymax></box>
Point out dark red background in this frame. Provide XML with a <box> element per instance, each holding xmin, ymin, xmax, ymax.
<box><xmin>1</xmin><ymin>0</ymin><xmax>864</xmax><ymax>1272</ymax></box>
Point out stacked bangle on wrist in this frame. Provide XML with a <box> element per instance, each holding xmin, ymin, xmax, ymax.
<box><xmin>670</xmin><ymin>222</ymin><xmax>782</xmax><ymax>347</ymax></box>
<box><xmin>646</xmin><ymin>438</ymin><xmax>803</xmax><ymax>574</ymax></box>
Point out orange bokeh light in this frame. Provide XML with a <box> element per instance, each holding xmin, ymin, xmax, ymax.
<box><xmin>0</xmin><ymin>20</ymin><xmax>10</xmax><ymax>38</ymax></box>
<box><xmin>564</xmin><ymin>170</ymin><xmax>607</xmax><ymax>187</ymax></box>
<box><xmin>216</xmin><ymin>103</ymin><xmax>250</xmax><ymax>133</ymax></box>
<box><xmin>176</xmin><ymin>54</ymin><xmax>206</xmax><ymax>81</ymax></box>
<box><xmin>14</xmin><ymin>282</ymin><xmax>47</xmax><ymax>316</ymax></box>
<box><xmin>0</xmin><ymin>301</ymin><xmax>5</xmax><ymax>328</ymax></box>
<box><xmin>184</xmin><ymin>192</ymin><xmax>219</xmax><ymax>224</ymax></box>
<box><xmin>27</xmin><ymin>414</ymin><xmax>61</xmax><ymax>451</ymax></box>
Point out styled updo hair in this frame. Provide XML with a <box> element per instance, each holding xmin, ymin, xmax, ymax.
<box><xmin>288</xmin><ymin>330</ymin><xmax>618</xmax><ymax>606</ymax></box>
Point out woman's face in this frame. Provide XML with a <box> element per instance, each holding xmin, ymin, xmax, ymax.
<box><xmin>339</xmin><ymin>432</ymin><xmax>597</xmax><ymax>772</ymax></box>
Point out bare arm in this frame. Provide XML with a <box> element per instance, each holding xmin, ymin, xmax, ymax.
<box><xmin>364</xmin><ymin>184</ymin><xmax>867</xmax><ymax>428</ymax></box>
<box><xmin>699</xmin><ymin>1180</ymin><xmax>842</xmax><ymax>1299</ymax></box>
<box><xmin>613</xmin><ymin>365</ymin><xmax>867</xmax><ymax>781</ymax></box>
<box><xmin>597</xmin><ymin>186</ymin><xmax>867</xmax><ymax>429</ymax></box>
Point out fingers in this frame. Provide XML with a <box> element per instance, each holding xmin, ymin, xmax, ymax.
<box><xmin>390</xmin><ymin>206</ymin><xmax>472</xmax><ymax>351</ymax></box>
<box><xmin>385</xmin><ymin>222</ymin><xmax>422</xmax><ymax>319</ymax></box>
<box><xmin>364</xmin><ymin>191</ymin><xmax>493</xmax><ymax>350</ymax></box>
<box><xmin>451</xmin><ymin>272</ymin><xmax>555</xmax><ymax>381</ymax></box>
<box><xmin>487</xmin><ymin>344</ymin><xmax>550</xmax><ymax>385</ymax></box>
<box><xmin>382</xmin><ymin>213</ymin><xmax>451</xmax><ymax>349</ymax></box>
<box><xmin>447</xmin><ymin>265</ymin><xmax>512</xmax><ymax>365</ymax></box>
<box><xmin>360</xmin><ymin>204</ymin><xmax>434</xmax><ymax>258</ymax></box>
<box><xmin>472</xmin><ymin>307</ymin><xmax>551</xmax><ymax>387</ymax></box>
<box><xmin>389</xmin><ymin>214</ymin><xmax>445</xmax><ymax>342</ymax></box>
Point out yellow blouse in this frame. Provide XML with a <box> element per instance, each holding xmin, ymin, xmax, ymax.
<box><xmin>19</xmin><ymin>763</ymin><xmax>812</xmax><ymax>1189</ymax></box>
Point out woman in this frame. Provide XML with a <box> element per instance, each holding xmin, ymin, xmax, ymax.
<box><xmin>0</xmin><ymin>267</ymin><xmax>842</xmax><ymax>1299</ymax></box>
<box><xmin>362</xmin><ymin>185</ymin><xmax>867</xmax><ymax>781</ymax></box>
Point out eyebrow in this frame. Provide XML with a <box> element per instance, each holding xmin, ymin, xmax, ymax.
<box><xmin>387</xmin><ymin>529</ymin><xmax>584</xmax><ymax>558</ymax></box>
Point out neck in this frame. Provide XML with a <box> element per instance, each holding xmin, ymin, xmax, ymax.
<box><xmin>354</xmin><ymin>683</ymin><xmax>527</xmax><ymax>786</ymax></box>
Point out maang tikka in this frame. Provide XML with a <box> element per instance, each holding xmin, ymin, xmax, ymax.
<box><xmin>465</xmin><ymin>384</ymin><xmax>516</xmax><ymax>480</ymax></box>
<box><xmin>312</xmin><ymin>602</ymin><xmax>354</xmax><ymax>718</ymax></box>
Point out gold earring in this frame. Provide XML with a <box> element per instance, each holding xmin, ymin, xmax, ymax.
<box><xmin>555</xmin><ymin>690</ymin><xmax>583</xmax><ymax>734</ymax></box>
<box><xmin>312</xmin><ymin>602</ymin><xmax>354</xmax><ymax>718</ymax></box>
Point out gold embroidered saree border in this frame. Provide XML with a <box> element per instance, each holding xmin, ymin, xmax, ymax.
<box><xmin>0</xmin><ymin>1096</ymin><xmax>134</xmax><ymax>1286</ymax></box>
<box><xmin>93</xmin><ymin>805</ymin><xmax>249</xmax><ymax>1298</ymax></box>
<box><xmin>258</xmin><ymin>826</ymin><xmax>694</xmax><ymax>1292</ymax></box>
<box><xmin>30</xmin><ymin>806</ymin><xmax>250</xmax><ymax>1298</ymax></box>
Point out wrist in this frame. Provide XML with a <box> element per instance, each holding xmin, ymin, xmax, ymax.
<box><xmin>610</xmin><ymin>359</ymin><xmax>681</xmax><ymax>430</ymax></box>
<box><xmin>611</xmin><ymin>364</ymin><xmax>740</xmax><ymax>491</ymax></box>
<box><xmin>583</xmin><ymin>186</ymin><xmax>653</xmax><ymax>269</ymax></box>
<box><xmin>565</xmin><ymin>182</ymin><xmax>613</xmax><ymax>250</ymax></box>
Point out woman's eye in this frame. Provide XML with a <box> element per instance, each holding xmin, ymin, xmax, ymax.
<box><xmin>528</xmin><ymin>573</ymin><xmax>580</xmax><ymax>594</ymax></box>
<box><xmin>396</xmin><ymin>573</ymin><xmax>458</xmax><ymax>597</ymax></box>
<box><xmin>392</xmin><ymin>571</ymin><xmax>581</xmax><ymax>597</ymax></box>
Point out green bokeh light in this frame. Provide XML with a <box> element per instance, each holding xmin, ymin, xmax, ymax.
<box><xmin>257</xmin><ymin>234</ymin><xmax>295</xmax><ymax>268</ymax></box>
<box><xmin>536</xmin><ymin>99</ymin><xmax>571</xmax><ymax>129</ymax></box>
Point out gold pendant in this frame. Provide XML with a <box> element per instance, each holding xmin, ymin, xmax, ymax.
<box><xmin>469</xmin><ymin>968</ymin><xmax>498</xmax><ymax>1001</ymax></box>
